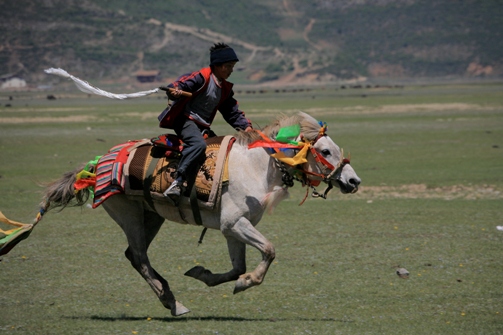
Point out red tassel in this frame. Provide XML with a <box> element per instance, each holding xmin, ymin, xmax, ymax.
<box><xmin>74</xmin><ymin>178</ymin><xmax>96</xmax><ymax>191</ymax></box>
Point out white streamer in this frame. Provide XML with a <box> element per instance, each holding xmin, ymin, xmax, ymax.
<box><xmin>44</xmin><ymin>68</ymin><xmax>159</xmax><ymax>100</ymax></box>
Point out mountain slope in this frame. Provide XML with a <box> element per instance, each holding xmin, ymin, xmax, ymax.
<box><xmin>1</xmin><ymin>0</ymin><xmax>501</xmax><ymax>85</ymax></box>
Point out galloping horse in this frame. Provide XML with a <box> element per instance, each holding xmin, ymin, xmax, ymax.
<box><xmin>35</xmin><ymin>112</ymin><xmax>361</xmax><ymax>316</ymax></box>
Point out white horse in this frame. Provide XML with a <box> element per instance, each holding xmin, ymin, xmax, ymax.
<box><xmin>38</xmin><ymin>112</ymin><xmax>361</xmax><ymax>316</ymax></box>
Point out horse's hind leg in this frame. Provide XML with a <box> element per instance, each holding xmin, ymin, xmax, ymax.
<box><xmin>102</xmin><ymin>195</ymin><xmax>189</xmax><ymax>316</ymax></box>
<box><xmin>123</xmin><ymin>210</ymin><xmax>190</xmax><ymax>316</ymax></box>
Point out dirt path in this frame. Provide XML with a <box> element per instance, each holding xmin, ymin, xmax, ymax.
<box><xmin>350</xmin><ymin>184</ymin><xmax>502</xmax><ymax>200</ymax></box>
<box><xmin>145</xmin><ymin>3</ymin><xmax>325</xmax><ymax>85</ymax></box>
<box><xmin>148</xmin><ymin>21</ymin><xmax>275</xmax><ymax>63</ymax></box>
<box><xmin>303</xmin><ymin>18</ymin><xmax>322</xmax><ymax>51</ymax></box>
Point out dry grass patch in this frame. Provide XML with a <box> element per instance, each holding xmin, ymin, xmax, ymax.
<box><xmin>0</xmin><ymin>115</ymin><xmax>97</xmax><ymax>124</ymax></box>
<box><xmin>246</xmin><ymin>103</ymin><xmax>497</xmax><ymax>117</ymax></box>
<box><xmin>352</xmin><ymin>184</ymin><xmax>502</xmax><ymax>200</ymax></box>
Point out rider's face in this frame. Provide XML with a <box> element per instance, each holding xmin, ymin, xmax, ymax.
<box><xmin>213</xmin><ymin>61</ymin><xmax>237</xmax><ymax>81</ymax></box>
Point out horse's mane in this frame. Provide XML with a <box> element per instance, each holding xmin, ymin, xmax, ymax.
<box><xmin>235</xmin><ymin>112</ymin><xmax>321</xmax><ymax>145</ymax></box>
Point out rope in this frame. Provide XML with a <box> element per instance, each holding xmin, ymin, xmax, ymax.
<box><xmin>44</xmin><ymin>68</ymin><xmax>159</xmax><ymax>100</ymax></box>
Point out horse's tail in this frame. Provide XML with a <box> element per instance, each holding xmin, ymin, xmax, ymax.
<box><xmin>0</xmin><ymin>163</ymin><xmax>98</xmax><ymax>256</ymax></box>
<box><xmin>38</xmin><ymin>164</ymin><xmax>91</xmax><ymax>217</ymax></box>
<box><xmin>0</xmin><ymin>164</ymin><xmax>92</xmax><ymax>256</ymax></box>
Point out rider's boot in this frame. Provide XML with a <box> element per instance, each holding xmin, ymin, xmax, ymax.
<box><xmin>163</xmin><ymin>176</ymin><xmax>185</xmax><ymax>198</ymax></box>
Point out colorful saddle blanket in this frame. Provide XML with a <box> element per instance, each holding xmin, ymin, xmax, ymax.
<box><xmin>92</xmin><ymin>135</ymin><xmax>235</xmax><ymax>209</ymax></box>
<box><xmin>92</xmin><ymin>141</ymin><xmax>137</xmax><ymax>208</ymax></box>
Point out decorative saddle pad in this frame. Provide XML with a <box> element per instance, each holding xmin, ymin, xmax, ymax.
<box><xmin>92</xmin><ymin>141</ymin><xmax>139</xmax><ymax>208</ymax></box>
<box><xmin>124</xmin><ymin>135</ymin><xmax>235</xmax><ymax>209</ymax></box>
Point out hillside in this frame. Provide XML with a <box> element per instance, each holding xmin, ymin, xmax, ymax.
<box><xmin>1</xmin><ymin>0</ymin><xmax>502</xmax><ymax>86</ymax></box>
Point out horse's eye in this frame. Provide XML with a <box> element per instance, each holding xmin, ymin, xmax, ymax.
<box><xmin>321</xmin><ymin>149</ymin><xmax>331</xmax><ymax>157</ymax></box>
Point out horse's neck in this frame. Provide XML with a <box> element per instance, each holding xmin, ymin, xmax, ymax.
<box><xmin>230</xmin><ymin>143</ymin><xmax>283</xmax><ymax>191</ymax></box>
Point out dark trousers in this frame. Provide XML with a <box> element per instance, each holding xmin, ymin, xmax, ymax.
<box><xmin>172</xmin><ymin>116</ymin><xmax>207</xmax><ymax>184</ymax></box>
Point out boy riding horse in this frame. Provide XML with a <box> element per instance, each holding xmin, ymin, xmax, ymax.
<box><xmin>158</xmin><ymin>43</ymin><xmax>253</xmax><ymax>198</ymax></box>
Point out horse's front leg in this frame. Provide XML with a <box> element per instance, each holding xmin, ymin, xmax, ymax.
<box><xmin>185</xmin><ymin>235</ymin><xmax>246</xmax><ymax>286</ymax></box>
<box><xmin>185</xmin><ymin>217</ymin><xmax>275</xmax><ymax>293</ymax></box>
<box><xmin>227</xmin><ymin>217</ymin><xmax>276</xmax><ymax>294</ymax></box>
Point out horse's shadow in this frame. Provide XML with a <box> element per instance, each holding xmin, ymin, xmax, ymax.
<box><xmin>65</xmin><ymin>315</ymin><xmax>353</xmax><ymax>323</ymax></box>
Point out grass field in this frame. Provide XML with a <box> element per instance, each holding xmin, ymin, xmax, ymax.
<box><xmin>1</xmin><ymin>82</ymin><xmax>502</xmax><ymax>334</ymax></box>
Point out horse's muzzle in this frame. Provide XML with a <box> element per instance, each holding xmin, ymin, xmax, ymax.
<box><xmin>336</xmin><ymin>177</ymin><xmax>360</xmax><ymax>194</ymax></box>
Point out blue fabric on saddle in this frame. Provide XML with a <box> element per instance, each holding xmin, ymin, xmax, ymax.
<box><xmin>150</xmin><ymin>134</ymin><xmax>183</xmax><ymax>158</ymax></box>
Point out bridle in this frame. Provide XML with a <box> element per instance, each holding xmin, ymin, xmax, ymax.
<box><xmin>249</xmin><ymin>125</ymin><xmax>351</xmax><ymax>202</ymax></box>
<box><xmin>289</xmin><ymin>133</ymin><xmax>351</xmax><ymax>200</ymax></box>
<box><xmin>306</xmin><ymin>136</ymin><xmax>351</xmax><ymax>183</ymax></box>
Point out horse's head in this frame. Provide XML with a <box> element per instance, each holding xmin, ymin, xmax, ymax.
<box><xmin>298</xmin><ymin>112</ymin><xmax>361</xmax><ymax>194</ymax></box>
<box><xmin>251</xmin><ymin>112</ymin><xmax>361</xmax><ymax>196</ymax></box>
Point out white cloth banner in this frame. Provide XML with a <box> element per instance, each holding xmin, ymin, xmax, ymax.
<box><xmin>44</xmin><ymin>68</ymin><xmax>159</xmax><ymax>100</ymax></box>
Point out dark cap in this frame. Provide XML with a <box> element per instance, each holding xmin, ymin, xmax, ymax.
<box><xmin>210</xmin><ymin>47</ymin><xmax>239</xmax><ymax>66</ymax></box>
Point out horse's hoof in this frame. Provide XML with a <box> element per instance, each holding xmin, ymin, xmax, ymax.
<box><xmin>171</xmin><ymin>301</ymin><xmax>190</xmax><ymax>317</ymax></box>
<box><xmin>233</xmin><ymin>276</ymin><xmax>250</xmax><ymax>294</ymax></box>
<box><xmin>184</xmin><ymin>265</ymin><xmax>205</xmax><ymax>279</ymax></box>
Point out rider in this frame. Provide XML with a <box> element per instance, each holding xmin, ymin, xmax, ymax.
<box><xmin>158</xmin><ymin>43</ymin><xmax>253</xmax><ymax>198</ymax></box>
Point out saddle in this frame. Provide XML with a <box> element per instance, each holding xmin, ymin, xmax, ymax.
<box><xmin>91</xmin><ymin>134</ymin><xmax>235</xmax><ymax>213</ymax></box>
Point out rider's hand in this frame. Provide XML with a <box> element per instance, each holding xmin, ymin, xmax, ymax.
<box><xmin>169</xmin><ymin>88</ymin><xmax>183</xmax><ymax>99</ymax></box>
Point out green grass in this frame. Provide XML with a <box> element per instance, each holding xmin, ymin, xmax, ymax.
<box><xmin>0</xmin><ymin>82</ymin><xmax>502</xmax><ymax>334</ymax></box>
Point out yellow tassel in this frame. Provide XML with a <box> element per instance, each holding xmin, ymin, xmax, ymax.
<box><xmin>271</xmin><ymin>144</ymin><xmax>309</xmax><ymax>166</ymax></box>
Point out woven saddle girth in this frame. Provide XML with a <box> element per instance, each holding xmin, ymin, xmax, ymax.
<box><xmin>125</xmin><ymin>135</ymin><xmax>235</xmax><ymax>209</ymax></box>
